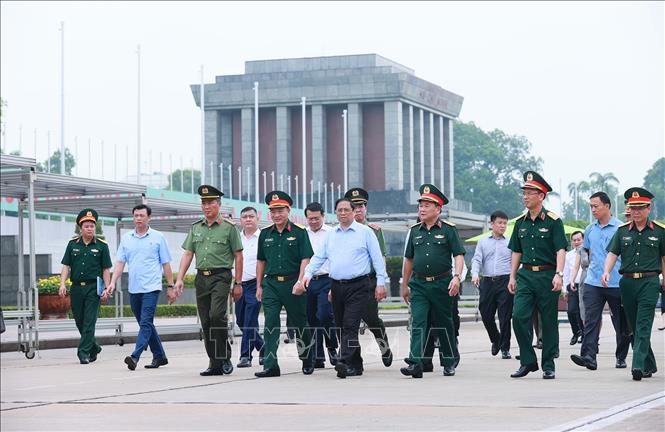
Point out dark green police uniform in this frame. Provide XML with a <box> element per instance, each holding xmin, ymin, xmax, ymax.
<box><xmin>508</xmin><ymin>172</ymin><xmax>567</xmax><ymax>375</ymax></box>
<box><xmin>257</xmin><ymin>191</ymin><xmax>314</xmax><ymax>373</ymax></box>
<box><xmin>345</xmin><ymin>187</ymin><xmax>392</xmax><ymax>364</ymax></box>
<box><xmin>61</xmin><ymin>209</ymin><xmax>112</xmax><ymax>362</ymax></box>
<box><xmin>182</xmin><ymin>185</ymin><xmax>243</xmax><ymax>370</ymax></box>
<box><xmin>607</xmin><ymin>187</ymin><xmax>664</xmax><ymax>379</ymax></box>
<box><xmin>404</xmin><ymin>184</ymin><xmax>465</xmax><ymax>372</ymax></box>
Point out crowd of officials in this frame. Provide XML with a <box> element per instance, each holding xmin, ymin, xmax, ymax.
<box><xmin>58</xmin><ymin>171</ymin><xmax>664</xmax><ymax>381</ymax></box>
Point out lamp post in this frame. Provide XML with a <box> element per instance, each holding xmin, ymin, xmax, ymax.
<box><xmin>342</xmin><ymin>109</ymin><xmax>348</xmax><ymax>192</ymax></box>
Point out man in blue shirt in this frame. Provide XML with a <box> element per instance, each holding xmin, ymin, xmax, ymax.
<box><xmin>304</xmin><ymin>197</ymin><xmax>387</xmax><ymax>378</ymax></box>
<box><xmin>570</xmin><ymin>192</ymin><xmax>631</xmax><ymax>371</ymax></box>
<box><xmin>108</xmin><ymin>204</ymin><xmax>174</xmax><ymax>370</ymax></box>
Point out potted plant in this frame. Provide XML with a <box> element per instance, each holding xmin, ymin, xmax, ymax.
<box><xmin>37</xmin><ymin>276</ymin><xmax>71</xmax><ymax>319</ymax></box>
<box><xmin>385</xmin><ymin>256</ymin><xmax>403</xmax><ymax>297</ymax></box>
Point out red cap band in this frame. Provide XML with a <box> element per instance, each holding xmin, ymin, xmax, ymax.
<box><xmin>419</xmin><ymin>193</ymin><xmax>443</xmax><ymax>206</ymax></box>
<box><xmin>523</xmin><ymin>180</ymin><xmax>548</xmax><ymax>193</ymax></box>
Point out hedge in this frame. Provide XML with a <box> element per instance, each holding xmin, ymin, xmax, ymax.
<box><xmin>69</xmin><ymin>304</ymin><xmax>199</xmax><ymax>319</ymax></box>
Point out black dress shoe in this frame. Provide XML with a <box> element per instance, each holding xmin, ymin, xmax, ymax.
<box><xmin>632</xmin><ymin>369</ymin><xmax>643</xmax><ymax>381</ymax></box>
<box><xmin>501</xmin><ymin>350</ymin><xmax>512</xmax><ymax>359</ymax></box>
<box><xmin>542</xmin><ymin>370</ymin><xmax>555</xmax><ymax>379</ymax></box>
<box><xmin>443</xmin><ymin>366</ymin><xmax>456</xmax><ymax>376</ymax></box>
<box><xmin>258</xmin><ymin>347</ymin><xmax>265</xmax><ymax>366</ymax></box>
<box><xmin>510</xmin><ymin>363</ymin><xmax>539</xmax><ymax>378</ymax></box>
<box><xmin>79</xmin><ymin>358</ymin><xmax>90</xmax><ymax>365</ymax></box>
<box><xmin>615</xmin><ymin>359</ymin><xmax>627</xmax><ymax>369</ymax></box>
<box><xmin>237</xmin><ymin>358</ymin><xmax>252</xmax><ymax>368</ymax></box>
<box><xmin>642</xmin><ymin>370</ymin><xmax>653</xmax><ymax>378</ymax></box>
<box><xmin>302</xmin><ymin>364</ymin><xmax>315</xmax><ymax>375</ymax></box>
<box><xmin>382</xmin><ymin>349</ymin><xmax>393</xmax><ymax>367</ymax></box>
<box><xmin>200</xmin><ymin>367</ymin><xmax>224</xmax><ymax>376</ymax></box>
<box><xmin>536</xmin><ymin>340</ymin><xmax>543</xmax><ymax>350</ymax></box>
<box><xmin>423</xmin><ymin>362</ymin><xmax>434</xmax><ymax>373</ymax></box>
<box><xmin>491</xmin><ymin>341</ymin><xmax>500</xmax><ymax>356</ymax></box>
<box><xmin>400</xmin><ymin>363</ymin><xmax>423</xmax><ymax>378</ymax></box>
<box><xmin>89</xmin><ymin>347</ymin><xmax>101</xmax><ymax>363</ymax></box>
<box><xmin>570</xmin><ymin>354</ymin><xmax>597</xmax><ymax>370</ymax></box>
<box><xmin>254</xmin><ymin>368</ymin><xmax>281</xmax><ymax>378</ymax></box>
<box><xmin>314</xmin><ymin>360</ymin><xmax>326</xmax><ymax>369</ymax></box>
<box><xmin>145</xmin><ymin>358</ymin><xmax>169</xmax><ymax>369</ymax></box>
<box><xmin>554</xmin><ymin>349</ymin><xmax>560</xmax><ymax>359</ymax></box>
<box><xmin>222</xmin><ymin>359</ymin><xmax>234</xmax><ymax>375</ymax></box>
<box><xmin>124</xmin><ymin>356</ymin><xmax>138</xmax><ymax>371</ymax></box>
<box><xmin>327</xmin><ymin>347</ymin><xmax>338</xmax><ymax>366</ymax></box>
<box><xmin>335</xmin><ymin>363</ymin><xmax>348</xmax><ymax>379</ymax></box>
<box><xmin>569</xmin><ymin>334</ymin><xmax>578</xmax><ymax>345</ymax></box>
<box><xmin>454</xmin><ymin>357</ymin><xmax>460</xmax><ymax>368</ymax></box>
<box><xmin>346</xmin><ymin>367</ymin><xmax>362</xmax><ymax>377</ymax></box>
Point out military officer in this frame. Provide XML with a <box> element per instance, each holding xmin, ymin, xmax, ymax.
<box><xmin>175</xmin><ymin>185</ymin><xmax>243</xmax><ymax>376</ymax></box>
<box><xmin>59</xmin><ymin>208</ymin><xmax>112</xmax><ymax>364</ymax></box>
<box><xmin>344</xmin><ymin>187</ymin><xmax>393</xmax><ymax>367</ymax></box>
<box><xmin>255</xmin><ymin>191</ymin><xmax>315</xmax><ymax>378</ymax></box>
<box><xmin>603</xmin><ymin>187</ymin><xmax>664</xmax><ymax>381</ymax></box>
<box><xmin>508</xmin><ymin>171</ymin><xmax>568</xmax><ymax>379</ymax></box>
<box><xmin>400</xmin><ymin>184</ymin><xmax>465</xmax><ymax>378</ymax></box>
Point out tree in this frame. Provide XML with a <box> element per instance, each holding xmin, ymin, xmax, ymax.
<box><xmin>167</xmin><ymin>168</ymin><xmax>201</xmax><ymax>193</ymax></box>
<box><xmin>643</xmin><ymin>157</ymin><xmax>665</xmax><ymax>219</ymax></box>
<box><xmin>36</xmin><ymin>149</ymin><xmax>76</xmax><ymax>175</ymax></box>
<box><xmin>566</xmin><ymin>180</ymin><xmax>591</xmax><ymax>221</ymax></box>
<box><xmin>454</xmin><ymin>121</ymin><xmax>543</xmax><ymax>217</ymax></box>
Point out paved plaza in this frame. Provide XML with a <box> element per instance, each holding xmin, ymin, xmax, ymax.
<box><xmin>1</xmin><ymin>315</ymin><xmax>663</xmax><ymax>431</ymax></box>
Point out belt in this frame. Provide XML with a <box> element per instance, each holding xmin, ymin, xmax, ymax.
<box><xmin>522</xmin><ymin>264</ymin><xmax>555</xmax><ymax>272</ymax></box>
<box><xmin>312</xmin><ymin>274</ymin><xmax>329</xmax><ymax>281</ymax></box>
<box><xmin>73</xmin><ymin>279</ymin><xmax>97</xmax><ymax>286</ymax></box>
<box><xmin>266</xmin><ymin>273</ymin><xmax>299</xmax><ymax>282</ymax></box>
<box><xmin>623</xmin><ymin>272</ymin><xmax>660</xmax><ymax>279</ymax></box>
<box><xmin>484</xmin><ymin>274</ymin><xmax>510</xmax><ymax>281</ymax></box>
<box><xmin>197</xmin><ymin>268</ymin><xmax>230</xmax><ymax>276</ymax></box>
<box><xmin>332</xmin><ymin>275</ymin><xmax>369</xmax><ymax>285</ymax></box>
<box><xmin>241</xmin><ymin>278</ymin><xmax>257</xmax><ymax>286</ymax></box>
<box><xmin>413</xmin><ymin>270</ymin><xmax>452</xmax><ymax>282</ymax></box>
<box><xmin>368</xmin><ymin>271</ymin><xmax>377</xmax><ymax>279</ymax></box>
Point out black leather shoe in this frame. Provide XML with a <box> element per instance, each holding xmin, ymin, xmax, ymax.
<box><xmin>642</xmin><ymin>370</ymin><xmax>653</xmax><ymax>378</ymax></box>
<box><xmin>554</xmin><ymin>349</ymin><xmax>560</xmax><ymax>359</ymax></box>
<box><xmin>145</xmin><ymin>358</ymin><xmax>169</xmax><ymax>369</ymax></box>
<box><xmin>314</xmin><ymin>360</ymin><xmax>326</xmax><ymax>369</ymax></box>
<box><xmin>501</xmin><ymin>350</ymin><xmax>512</xmax><ymax>359</ymax></box>
<box><xmin>569</xmin><ymin>334</ymin><xmax>578</xmax><ymax>345</ymax></box>
<box><xmin>535</xmin><ymin>340</ymin><xmax>543</xmax><ymax>349</ymax></box>
<box><xmin>382</xmin><ymin>349</ymin><xmax>393</xmax><ymax>367</ymax></box>
<box><xmin>632</xmin><ymin>369</ymin><xmax>643</xmax><ymax>381</ymax></box>
<box><xmin>302</xmin><ymin>364</ymin><xmax>315</xmax><ymax>375</ymax></box>
<box><xmin>570</xmin><ymin>354</ymin><xmax>597</xmax><ymax>370</ymax></box>
<box><xmin>79</xmin><ymin>358</ymin><xmax>90</xmax><ymax>365</ymax></box>
<box><xmin>491</xmin><ymin>341</ymin><xmax>500</xmax><ymax>356</ymax></box>
<box><xmin>222</xmin><ymin>359</ymin><xmax>234</xmax><ymax>375</ymax></box>
<box><xmin>400</xmin><ymin>363</ymin><xmax>423</xmax><ymax>378</ymax></box>
<box><xmin>254</xmin><ymin>368</ymin><xmax>280</xmax><ymax>378</ymax></box>
<box><xmin>200</xmin><ymin>367</ymin><xmax>224</xmax><ymax>376</ymax></box>
<box><xmin>423</xmin><ymin>362</ymin><xmax>434</xmax><ymax>373</ymax></box>
<box><xmin>327</xmin><ymin>347</ymin><xmax>338</xmax><ymax>366</ymax></box>
<box><xmin>335</xmin><ymin>363</ymin><xmax>348</xmax><ymax>379</ymax></box>
<box><xmin>258</xmin><ymin>347</ymin><xmax>265</xmax><ymax>366</ymax></box>
<box><xmin>346</xmin><ymin>367</ymin><xmax>362</xmax><ymax>377</ymax></box>
<box><xmin>543</xmin><ymin>370</ymin><xmax>555</xmax><ymax>379</ymax></box>
<box><xmin>236</xmin><ymin>358</ymin><xmax>252</xmax><ymax>368</ymax></box>
<box><xmin>124</xmin><ymin>356</ymin><xmax>138</xmax><ymax>371</ymax></box>
<box><xmin>443</xmin><ymin>366</ymin><xmax>456</xmax><ymax>376</ymax></box>
<box><xmin>615</xmin><ymin>359</ymin><xmax>627</xmax><ymax>369</ymax></box>
<box><xmin>89</xmin><ymin>347</ymin><xmax>101</xmax><ymax>363</ymax></box>
<box><xmin>510</xmin><ymin>363</ymin><xmax>539</xmax><ymax>378</ymax></box>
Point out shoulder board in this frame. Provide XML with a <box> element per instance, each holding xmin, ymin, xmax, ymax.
<box><xmin>652</xmin><ymin>220</ymin><xmax>665</xmax><ymax>229</ymax></box>
<box><xmin>264</xmin><ymin>223</ymin><xmax>274</xmax><ymax>230</ymax></box>
<box><xmin>222</xmin><ymin>217</ymin><xmax>235</xmax><ymax>225</ymax></box>
<box><xmin>442</xmin><ymin>220</ymin><xmax>456</xmax><ymax>227</ymax></box>
<box><xmin>293</xmin><ymin>223</ymin><xmax>305</xmax><ymax>230</ymax></box>
<box><xmin>619</xmin><ymin>221</ymin><xmax>631</xmax><ymax>228</ymax></box>
<box><xmin>192</xmin><ymin>218</ymin><xmax>204</xmax><ymax>225</ymax></box>
<box><xmin>97</xmin><ymin>238</ymin><xmax>108</xmax><ymax>244</ymax></box>
<box><xmin>369</xmin><ymin>224</ymin><xmax>382</xmax><ymax>231</ymax></box>
<box><xmin>547</xmin><ymin>211</ymin><xmax>560</xmax><ymax>220</ymax></box>
<box><xmin>409</xmin><ymin>222</ymin><xmax>422</xmax><ymax>229</ymax></box>
<box><xmin>70</xmin><ymin>235</ymin><xmax>80</xmax><ymax>241</ymax></box>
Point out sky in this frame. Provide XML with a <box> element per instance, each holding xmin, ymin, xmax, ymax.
<box><xmin>1</xmin><ymin>1</ymin><xmax>663</xmax><ymax>205</ymax></box>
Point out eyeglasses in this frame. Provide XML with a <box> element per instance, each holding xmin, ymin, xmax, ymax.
<box><xmin>335</xmin><ymin>208</ymin><xmax>353</xmax><ymax>213</ymax></box>
<box><xmin>521</xmin><ymin>190</ymin><xmax>541</xmax><ymax>197</ymax></box>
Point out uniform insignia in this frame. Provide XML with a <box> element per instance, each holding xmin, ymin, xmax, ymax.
<box><xmin>202</xmin><ymin>187</ymin><xmax>209</xmax><ymax>194</ymax></box>
<box><xmin>434</xmin><ymin>234</ymin><xmax>445</xmax><ymax>239</ymax></box>
<box><xmin>519</xmin><ymin>228</ymin><xmax>527</xmax><ymax>232</ymax></box>
<box><xmin>86</xmin><ymin>211</ymin><xmax>92</xmax><ymax>217</ymax></box>
<box><xmin>91</xmin><ymin>249</ymin><xmax>99</xmax><ymax>253</ymax></box>
<box><xmin>653</xmin><ymin>221</ymin><xmax>665</xmax><ymax>229</ymax></box>
<box><xmin>272</xmin><ymin>194</ymin><xmax>279</xmax><ymax>201</ymax></box>
<box><xmin>222</xmin><ymin>217</ymin><xmax>235</xmax><ymax>225</ymax></box>
<box><xmin>352</xmin><ymin>190</ymin><xmax>359</xmax><ymax>197</ymax></box>
<box><xmin>648</xmin><ymin>236</ymin><xmax>658</xmax><ymax>241</ymax></box>
<box><xmin>293</xmin><ymin>223</ymin><xmax>305</xmax><ymax>229</ymax></box>
<box><xmin>72</xmin><ymin>248</ymin><xmax>80</xmax><ymax>252</ymax></box>
<box><xmin>265</xmin><ymin>238</ymin><xmax>274</xmax><ymax>242</ymax></box>
<box><xmin>414</xmin><ymin>235</ymin><xmax>423</xmax><ymax>240</ymax></box>
<box><xmin>286</xmin><ymin>236</ymin><xmax>296</xmax><ymax>241</ymax></box>
<box><xmin>546</xmin><ymin>211</ymin><xmax>559</xmax><ymax>220</ymax></box>
<box><xmin>632</xmin><ymin>191</ymin><xmax>639</xmax><ymax>198</ymax></box>
<box><xmin>539</xmin><ymin>228</ymin><xmax>549</xmax><ymax>233</ymax></box>
<box><xmin>622</xmin><ymin>237</ymin><xmax>632</xmax><ymax>241</ymax></box>
<box><xmin>423</xmin><ymin>186</ymin><xmax>430</xmax><ymax>194</ymax></box>
<box><xmin>442</xmin><ymin>219</ymin><xmax>456</xmax><ymax>227</ymax></box>
<box><xmin>70</xmin><ymin>235</ymin><xmax>80</xmax><ymax>241</ymax></box>
<box><xmin>97</xmin><ymin>238</ymin><xmax>108</xmax><ymax>244</ymax></box>
<box><xmin>410</xmin><ymin>222</ymin><xmax>422</xmax><ymax>228</ymax></box>
<box><xmin>526</xmin><ymin>172</ymin><xmax>534</xmax><ymax>181</ymax></box>
<box><xmin>619</xmin><ymin>221</ymin><xmax>631</xmax><ymax>227</ymax></box>
<box><xmin>192</xmin><ymin>218</ymin><xmax>204</xmax><ymax>225</ymax></box>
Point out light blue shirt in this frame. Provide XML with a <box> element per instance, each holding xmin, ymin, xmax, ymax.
<box><xmin>583</xmin><ymin>217</ymin><xmax>622</xmax><ymax>288</ymax></box>
<box><xmin>305</xmin><ymin>220</ymin><xmax>387</xmax><ymax>286</ymax></box>
<box><xmin>470</xmin><ymin>234</ymin><xmax>512</xmax><ymax>277</ymax></box>
<box><xmin>116</xmin><ymin>227</ymin><xmax>172</xmax><ymax>294</ymax></box>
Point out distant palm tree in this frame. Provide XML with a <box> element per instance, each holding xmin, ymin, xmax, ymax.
<box><xmin>589</xmin><ymin>172</ymin><xmax>619</xmax><ymax>193</ymax></box>
<box><xmin>567</xmin><ymin>181</ymin><xmax>590</xmax><ymax>220</ymax></box>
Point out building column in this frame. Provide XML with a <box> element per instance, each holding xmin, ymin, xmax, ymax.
<box><xmin>219</xmin><ymin>112</ymin><xmax>233</xmax><ymax>196</ymax></box>
<box><xmin>419</xmin><ymin>108</ymin><xmax>425</xmax><ymax>185</ymax></box>
<box><xmin>429</xmin><ymin>112</ymin><xmax>435</xmax><ymax>183</ymax></box>
<box><xmin>204</xmin><ymin>110</ymin><xmax>220</xmax><ymax>186</ymax></box>
<box><xmin>438</xmin><ymin>116</ymin><xmax>444</xmax><ymax>192</ymax></box>
<box><xmin>311</xmin><ymin>104</ymin><xmax>326</xmax><ymax>185</ymax></box>
<box><xmin>241</xmin><ymin>108</ymin><xmax>255</xmax><ymax>201</ymax></box>
<box><xmin>347</xmin><ymin>103</ymin><xmax>363</xmax><ymax>187</ymax></box>
<box><xmin>408</xmin><ymin>105</ymin><xmax>414</xmax><ymax>190</ymax></box>
<box><xmin>449</xmin><ymin>119</ymin><xmax>455</xmax><ymax>199</ymax></box>
<box><xmin>443</xmin><ymin>117</ymin><xmax>454</xmax><ymax>199</ymax></box>
<box><xmin>384</xmin><ymin>101</ymin><xmax>403</xmax><ymax>190</ymax></box>
<box><xmin>275</xmin><ymin>106</ymin><xmax>291</xmax><ymax>190</ymax></box>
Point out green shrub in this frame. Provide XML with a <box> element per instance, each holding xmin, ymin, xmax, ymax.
<box><xmin>84</xmin><ymin>304</ymin><xmax>198</xmax><ymax>319</ymax></box>
<box><xmin>37</xmin><ymin>276</ymin><xmax>71</xmax><ymax>295</ymax></box>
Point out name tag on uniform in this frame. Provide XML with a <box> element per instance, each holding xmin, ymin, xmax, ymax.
<box><xmin>519</xmin><ymin>228</ymin><xmax>527</xmax><ymax>233</ymax></box>
<box><xmin>434</xmin><ymin>235</ymin><xmax>444</xmax><ymax>239</ymax></box>
<box><xmin>73</xmin><ymin>248</ymin><xmax>80</xmax><ymax>252</ymax></box>
<box><xmin>622</xmin><ymin>237</ymin><xmax>632</xmax><ymax>241</ymax></box>
<box><xmin>265</xmin><ymin>238</ymin><xmax>273</xmax><ymax>242</ymax></box>
<box><xmin>91</xmin><ymin>249</ymin><xmax>99</xmax><ymax>253</ymax></box>
<box><xmin>286</xmin><ymin>236</ymin><xmax>296</xmax><ymax>241</ymax></box>
<box><xmin>538</xmin><ymin>228</ymin><xmax>549</xmax><ymax>233</ymax></box>
<box><xmin>648</xmin><ymin>236</ymin><xmax>658</xmax><ymax>241</ymax></box>
<box><xmin>414</xmin><ymin>235</ymin><xmax>423</xmax><ymax>240</ymax></box>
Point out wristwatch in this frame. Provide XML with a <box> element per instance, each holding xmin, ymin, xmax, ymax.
<box><xmin>167</xmin><ymin>284</ymin><xmax>174</xmax><ymax>288</ymax></box>
<box><xmin>453</xmin><ymin>274</ymin><xmax>461</xmax><ymax>280</ymax></box>
<box><xmin>555</xmin><ymin>271</ymin><xmax>564</xmax><ymax>278</ymax></box>
<box><xmin>234</xmin><ymin>280</ymin><xmax>242</xmax><ymax>286</ymax></box>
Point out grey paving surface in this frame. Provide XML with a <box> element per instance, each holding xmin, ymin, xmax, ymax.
<box><xmin>1</xmin><ymin>316</ymin><xmax>663</xmax><ymax>431</ymax></box>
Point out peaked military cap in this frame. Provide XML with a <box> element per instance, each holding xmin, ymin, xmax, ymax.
<box><xmin>624</xmin><ymin>187</ymin><xmax>653</xmax><ymax>208</ymax></box>
<box><xmin>197</xmin><ymin>184</ymin><xmax>223</xmax><ymax>200</ymax></box>
<box><xmin>521</xmin><ymin>171</ymin><xmax>552</xmax><ymax>194</ymax></box>
<box><xmin>265</xmin><ymin>190</ymin><xmax>292</xmax><ymax>209</ymax></box>
<box><xmin>77</xmin><ymin>208</ymin><xmax>98</xmax><ymax>226</ymax></box>
<box><xmin>344</xmin><ymin>187</ymin><xmax>369</xmax><ymax>204</ymax></box>
<box><xmin>417</xmin><ymin>183</ymin><xmax>448</xmax><ymax>206</ymax></box>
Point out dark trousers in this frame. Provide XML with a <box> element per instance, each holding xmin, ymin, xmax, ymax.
<box><xmin>479</xmin><ymin>275</ymin><xmax>514</xmax><ymax>351</ymax></box>
<box><xmin>580</xmin><ymin>284</ymin><xmax>632</xmax><ymax>362</ymax></box>
<box><xmin>129</xmin><ymin>290</ymin><xmax>165</xmax><ymax>360</ymax></box>
<box><xmin>70</xmin><ymin>284</ymin><xmax>101</xmax><ymax>361</ymax></box>
<box><xmin>235</xmin><ymin>281</ymin><xmax>264</xmax><ymax>360</ymax></box>
<box><xmin>195</xmin><ymin>270</ymin><xmax>233</xmax><ymax>367</ymax></box>
<box><xmin>306</xmin><ymin>276</ymin><xmax>338</xmax><ymax>361</ymax></box>
<box><xmin>566</xmin><ymin>287</ymin><xmax>584</xmax><ymax>336</ymax></box>
<box><xmin>362</xmin><ymin>276</ymin><xmax>390</xmax><ymax>354</ymax></box>
<box><xmin>423</xmin><ymin>292</ymin><xmax>461</xmax><ymax>365</ymax></box>
<box><xmin>331</xmin><ymin>277</ymin><xmax>370</xmax><ymax>369</ymax></box>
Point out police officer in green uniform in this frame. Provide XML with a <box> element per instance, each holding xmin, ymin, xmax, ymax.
<box><xmin>344</xmin><ymin>187</ymin><xmax>393</xmax><ymax>367</ymax></box>
<box><xmin>175</xmin><ymin>185</ymin><xmax>243</xmax><ymax>376</ymax></box>
<box><xmin>400</xmin><ymin>184</ymin><xmax>465</xmax><ymax>378</ymax></box>
<box><xmin>603</xmin><ymin>187</ymin><xmax>664</xmax><ymax>381</ymax></box>
<box><xmin>59</xmin><ymin>208</ymin><xmax>112</xmax><ymax>364</ymax></box>
<box><xmin>508</xmin><ymin>171</ymin><xmax>567</xmax><ymax>379</ymax></box>
<box><xmin>255</xmin><ymin>191</ymin><xmax>315</xmax><ymax>378</ymax></box>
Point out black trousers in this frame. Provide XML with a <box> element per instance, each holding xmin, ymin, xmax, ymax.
<box><xmin>566</xmin><ymin>287</ymin><xmax>584</xmax><ymax>336</ymax></box>
<box><xmin>331</xmin><ymin>277</ymin><xmax>370</xmax><ymax>369</ymax></box>
<box><xmin>423</xmin><ymin>293</ymin><xmax>461</xmax><ymax>365</ymax></box>
<box><xmin>580</xmin><ymin>284</ymin><xmax>632</xmax><ymax>361</ymax></box>
<box><xmin>478</xmin><ymin>275</ymin><xmax>514</xmax><ymax>351</ymax></box>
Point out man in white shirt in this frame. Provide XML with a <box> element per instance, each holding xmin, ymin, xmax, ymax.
<box><xmin>235</xmin><ymin>207</ymin><xmax>264</xmax><ymax>368</ymax></box>
<box><xmin>304</xmin><ymin>202</ymin><xmax>338</xmax><ymax>368</ymax></box>
<box><xmin>563</xmin><ymin>231</ymin><xmax>584</xmax><ymax>346</ymax></box>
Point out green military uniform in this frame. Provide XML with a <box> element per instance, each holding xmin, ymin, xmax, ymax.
<box><xmin>508</xmin><ymin>172</ymin><xmax>567</xmax><ymax>375</ymax></box>
<box><xmin>607</xmin><ymin>187</ymin><xmax>664</xmax><ymax>380</ymax></box>
<box><xmin>345</xmin><ymin>187</ymin><xmax>392</xmax><ymax>362</ymax></box>
<box><xmin>182</xmin><ymin>185</ymin><xmax>243</xmax><ymax>369</ymax></box>
<box><xmin>257</xmin><ymin>191</ymin><xmax>314</xmax><ymax>373</ymax></box>
<box><xmin>404</xmin><ymin>184</ymin><xmax>465</xmax><ymax>372</ymax></box>
<box><xmin>61</xmin><ymin>209</ymin><xmax>112</xmax><ymax>362</ymax></box>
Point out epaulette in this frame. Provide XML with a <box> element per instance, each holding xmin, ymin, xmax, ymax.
<box><xmin>409</xmin><ymin>222</ymin><xmax>422</xmax><ymax>229</ymax></box>
<box><xmin>442</xmin><ymin>219</ymin><xmax>456</xmax><ymax>227</ymax></box>
<box><xmin>222</xmin><ymin>217</ymin><xmax>235</xmax><ymax>225</ymax></box>
<box><xmin>96</xmin><ymin>238</ymin><xmax>108</xmax><ymax>244</ymax></box>
<box><xmin>192</xmin><ymin>218</ymin><xmax>204</xmax><ymax>225</ymax></box>
<box><xmin>292</xmin><ymin>223</ymin><xmax>305</xmax><ymax>230</ymax></box>
<box><xmin>547</xmin><ymin>211</ymin><xmax>560</xmax><ymax>220</ymax></box>
<box><xmin>619</xmin><ymin>221</ymin><xmax>631</xmax><ymax>228</ymax></box>
<box><xmin>70</xmin><ymin>235</ymin><xmax>80</xmax><ymax>241</ymax></box>
<box><xmin>265</xmin><ymin>223</ymin><xmax>275</xmax><ymax>230</ymax></box>
<box><xmin>368</xmin><ymin>223</ymin><xmax>382</xmax><ymax>231</ymax></box>
<box><xmin>652</xmin><ymin>220</ymin><xmax>665</xmax><ymax>229</ymax></box>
